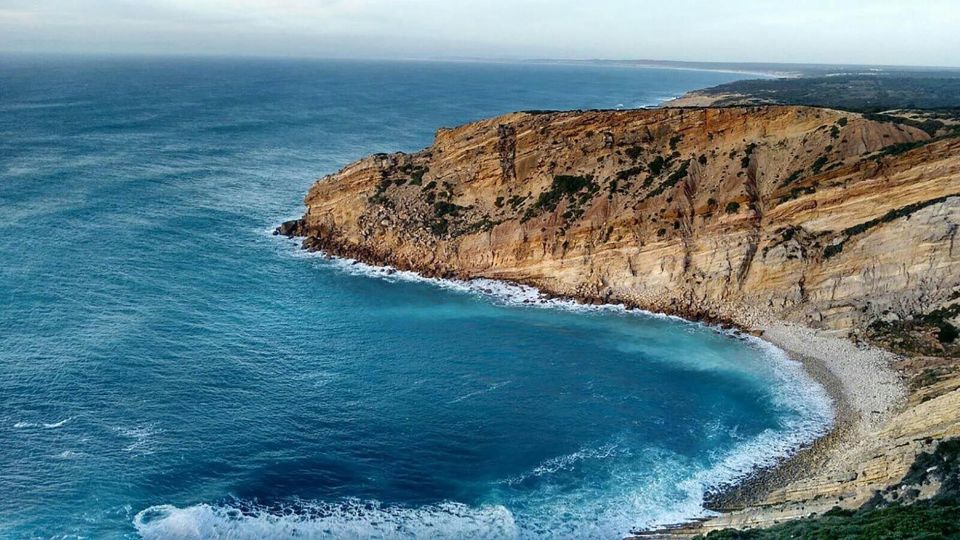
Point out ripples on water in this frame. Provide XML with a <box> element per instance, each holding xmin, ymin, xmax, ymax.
<box><xmin>0</xmin><ymin>55</ymin><xmax>830</xmax><ymax>538</ymax></box>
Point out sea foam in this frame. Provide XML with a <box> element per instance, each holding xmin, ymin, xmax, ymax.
<box><xmin>307</xmin><ymin>247</ymin><xmax>837</xmax><ymax>513</ymax></box>
<box><xmin>134</xmin><ymin>500</ymin><xmax>519</xmax><ymax>540</ymax></box>
<box><xmin>13</xmin><ymin>417</ymin><xmax>72</xmax><ymax>429</ymax></box>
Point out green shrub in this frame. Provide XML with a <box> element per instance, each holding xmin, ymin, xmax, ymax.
<box><xmin>523</xmin><ymin>175</ymin><xmax>598</xmax><ymax>220</ymax></box>
<box><xmin>873</xmin><ymin>140</ymin><xmax>933</xmax><ymax>159</ymax></box>
<box><xmin>938</xmin><ymin>323</ymin><xmax>959</xmax><ymax>344</ymax></box>
<box><xmin>812</xmin><ymin>156</ymin><xmax>830</xmax><ymax>173</ymax></box>
<box><xmin>781</xmin><ymin>169</ymin><xmax>804</xmax><ymax>186</ymax></box>
<box><xmin>698</xmin><ymin>500</ymin><xmax>960</xmax><ymax>539</ymax></box>
<box><xmin>824</xmin><ymin>194</ymin><xmax>958</xmax><ymax>258</ymax></box>
<box><xmin>507</xmin><ymin>195</ymin><xmax>527</xmax><ymax>210</ymax></box>
<box><xmin>669</xmin><ymin>134</ymin><xmax>683</xmax><ymax>151</ymax></box>
<box><xmin>643</xmin><ymin>160</ymin><xmax>690</xmax><ymax>201</ymax></box>
<box><xmin>616</xmin><ymin>166</ymin><xmax>645</xmax><ymax>181</ymax></box>
<box><xmin>433</xmin><ymin>201</ymin><xmax>463</xmax><ymax>218</ymax></box>
<box><xmin>779</xmin><ymin>185</ymin><xmax>817</xmax><ymax>203</ymax></box>
<box><xmin>402</xmin><ymin>165</ymin><xmax>427</xmax><ymax>185</ymax></box>
<box><xmin>648</xmin><ymin>155</ymin><xmax>667</xmax><ymax>176</ymax></box>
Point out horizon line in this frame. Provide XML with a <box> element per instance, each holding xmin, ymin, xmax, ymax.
<box><xmin>2</xmin><ymin>50</ymin><xmax>958</xmax><ymax>72</ymax></box>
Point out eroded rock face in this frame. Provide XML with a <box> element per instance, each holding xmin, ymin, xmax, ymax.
<box><xmin>290</xmin><ymin>106</ymin><xmax>960</xmax><ymax>335</ymax></box>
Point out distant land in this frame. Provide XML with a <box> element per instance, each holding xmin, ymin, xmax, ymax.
<box><xmin>666</xmin><ymin>75</ymin><xmax>960</xmax><ymax>112</ymax></box>
<box><xmin>528</xmin><ymin>58</ymin><xmax>960</xmax><ymax>78</ymax></box>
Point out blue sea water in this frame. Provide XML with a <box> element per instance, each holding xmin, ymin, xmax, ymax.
<box><xmin>0</xmin><ymin>55</ymin><xmax>832</xmax><ymax>539</ymax></box>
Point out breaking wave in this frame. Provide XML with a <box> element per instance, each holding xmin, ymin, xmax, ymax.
<box><xmin>134</xmin><ymin>500</ymin><xmax>519</xmax><ymax>540</ymax></box>
<box><xmin>13</xmin><ymin>417</ymin><xmax>72</xmax><ymax>429</ymax></box>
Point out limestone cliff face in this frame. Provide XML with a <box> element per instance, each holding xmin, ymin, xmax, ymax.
<box><xmin>291</xmin><ymin>106</ymin><xmax>960</xmax><ymax>334</ymax></box>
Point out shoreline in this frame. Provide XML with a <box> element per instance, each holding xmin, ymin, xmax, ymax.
<box><xmin>698</xmin><ymin>324</ymin><xmax>897</xmax><ymax>506</ymax></box>
<box><xmin>698</xmin><ymin>331</ymin><xmax>855</xmax><ymax>513</ymax></box>
<box><xmin>279</xmin><ymin>233</ymin><xmax>888</xmax><ymax>535</ymax></box>
<box><xmin>277</xmin><ymin>95</ymin><xmax>959</xmax><ymax>538</ymax></box>
<box><xmin>656</xmin><ymin>323</ymin><xmax>907</xmax><ymax>537</ymax></box>
<box><xmin>520</xmin><ymin>59</ymin><xmax>790</xmax><ymax>79</ymax></box>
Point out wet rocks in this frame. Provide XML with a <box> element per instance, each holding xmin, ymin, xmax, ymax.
<box><xmin>274</xmin><ymin>219</ymin><xmax>304</xmax><ymax>237</ymax></box>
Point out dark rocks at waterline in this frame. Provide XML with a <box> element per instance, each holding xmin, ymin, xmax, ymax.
<box><xmin>274</xmin><ymin>219</ymin><xmax>304</xmax><ymax>237</ymax></box>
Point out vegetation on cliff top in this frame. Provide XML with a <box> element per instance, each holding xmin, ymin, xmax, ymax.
<box><xmin>694</xmin><ymin>75</ymin><xmax>960</xmax><ymax>112</ymax></box>
<box><xmin>698</xmin><ymin>501</ymin><xmax>960</xmax><ymax>540</ymax></box>
<box><xmin>697</xmin><ymin>439</ymin><xmax>960</xmax><ymax>540</ymax></box>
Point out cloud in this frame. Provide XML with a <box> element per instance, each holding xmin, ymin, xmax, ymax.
<box><xmin>0</xmin><ymin>0</ymin><xmax>957</xmax><ymax>66</ymax></box>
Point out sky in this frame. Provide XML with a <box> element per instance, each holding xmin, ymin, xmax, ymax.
<box><xmin>1</xmin><ymin>0</ymin><xmax>958</xmax><ymax>66</ymax></box>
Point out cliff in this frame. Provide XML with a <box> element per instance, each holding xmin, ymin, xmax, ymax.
<box><xmin>280</xmin><ymin>105</ymin><xmax>960</xmax><ymax>534</ymax></box>
<box><xmin>286</xmin><ymin>106</ymin><xmax>960</xmax><ymax>334</ymax></box>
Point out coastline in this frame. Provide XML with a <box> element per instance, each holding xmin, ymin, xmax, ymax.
<box><xmin>655</xmin><ymin>323</ymin><xmax>908</xmax><ymax>537</ymax></box>
<box><xmin>278</xmin><ymin>99</ymin><xmax>960</xmax><ymax>537</ymax></box>
<box><xmin>520</xmin><ymin>59</ymin><xmax>798</xmax><ymax>79</ymax></box>
<box><xmin>281</xmin><ymin>237</ymin><xmax>879</xmax><ymax>536</ymax></box>
<box><xmin>706</xmin><ymin>325</ymin><xmax>901</xmax><ymax>497</ymax></box>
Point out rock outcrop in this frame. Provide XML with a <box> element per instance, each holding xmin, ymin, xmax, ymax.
<box><xmin>286</xmin><ymin>106</ymin><xmax>960</xmax><ymax>334</ymax></box>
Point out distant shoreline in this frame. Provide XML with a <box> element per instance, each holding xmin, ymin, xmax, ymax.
<box><xmin>520</xmin><ymin>59</ymin><xmax>793</xmax><ymax>79</ymax></box>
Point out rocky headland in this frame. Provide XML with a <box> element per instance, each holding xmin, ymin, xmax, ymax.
<box><xmin>278</xmin><ymin>105</ymin><xmax>960</xmax><ymax>535</ymax></box>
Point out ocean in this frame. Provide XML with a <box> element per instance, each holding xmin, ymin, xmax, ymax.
<box><xmin>0</xmin><ymin>55</ymin><xmax>832</xmax><ymax>539</ymax></box>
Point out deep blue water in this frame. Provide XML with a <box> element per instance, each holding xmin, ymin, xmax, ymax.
<box><xmin>0</xmin><ymin>56</ymin><xmax>832</xmax><ymax>539</ymax></box>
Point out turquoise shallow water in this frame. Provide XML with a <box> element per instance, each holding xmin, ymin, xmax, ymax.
<box><xmin>0</xmin><ymin>56</ymin><xmax>831</xmax><ymax>539</ymax></box>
